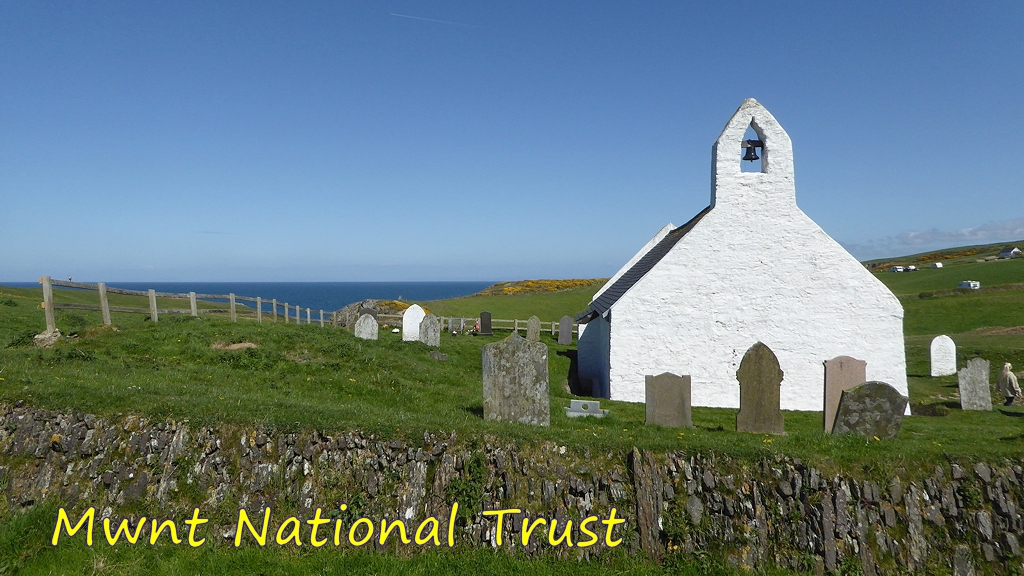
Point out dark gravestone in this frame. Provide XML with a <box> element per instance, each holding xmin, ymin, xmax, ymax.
<box><xmin>479</xmin><ymin>311</ymin><xmax>492</xmax><ymax>336</ymax></box>
<box><xmin>419</xmin><ymin>314</ymin><xmax>441</xmax><ymax>347</ymax></box>
<box><xmin>736</xmin><ymin>342</ymin><xmax>785</xmax><ymax>435</ymax></box>
<box><xmin>358</xmin><ymin>307</ymin><xmax>378</xmax><ymax>320</ymax></box>
<box><xmin>526</xmin><ymin>315</ymin><xmax>541</xmax><ymax>342</ymax></box>
<box><xmin>958</xmin><ymin>358</ymin><xmax>992</xmax><ymax>411</ymax></box>
<box><xmin>832</xmin><ymin>381</ymin><xmax>908</xmax><ymax>440</ymax></box>
<box><xmin>558</xmin><ymin>315</ymin><xmax>573</xmax><ymax>345</ymax></box>
<box><xmin>645</xmin><ymin>373</ymin><xmax>693</xmax><ymax>428</ymax></box>
<box><xmin>824</xmin><ymin>356</ymin><xmax>867</xmax><ymax>433</ymax></box>
<box><xmin>482</xmin><ymin>333</ymin><xmax>549</xmax><ymax>426</ymax></box>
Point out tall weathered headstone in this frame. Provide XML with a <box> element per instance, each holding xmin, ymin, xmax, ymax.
<box><xmin>479</xmin><ymin>311</ymin><xmax>492</xmax><ymax>336</ymax></box>
<box><xmin>558</xmin><ymin>315</ymin><xmax>573</xmax><ymax>345</ymax></box>
<box><xmin>402</xmin><ymin>305</ymin><xmax>426</xmax><ymax>342</ymax></box>
<box><xmin>419</xmin><ymin>314</ymin><xmax>441</xmax><ymax>347</ymax></box>
<box><xmin>958</xmin><ymin>357</ymin><xmax>992</xmax><ymax>411</ymax></box>
<box><xmin>832</xmin><ymin>381</ymin><xmax>908</xmax><ymax>440</ymax></box>
<box><xmin>645</xmin><ymin>373</ymin><xmax>692</xmax><ymax>428</ymax></box>
<box><xmin>824</xmin><ymin>355</ymin><xmax>867</xmax><ymax>433</ymax></box>
<box><xmin>354</xmin><ymin>313</ymin><xmax>378</xmax><ymax>340</ymax></box>
<box><xmin>482</xmin><ymin>333</ymin><xmax>549</xmax><ymax>426</ymax></box>
<box><xmin>930</xmin><ymin>335</ymin><xmax>956</xmax><ymax>377</ymax></box>
<box><xmin>736</xmin><ymin>342</ymin><xmax>785</xmax><ymax>435</ymax></box>
<box><xmin>526</xmin><ymin>315</ymin><xmax>541</xmax><ymax>342</ymax></box>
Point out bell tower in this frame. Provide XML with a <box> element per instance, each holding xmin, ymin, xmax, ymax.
<box><xmin>710</xmin><ymin>99</ymin><xmax>796</xmax><ymax>210</ymax></box>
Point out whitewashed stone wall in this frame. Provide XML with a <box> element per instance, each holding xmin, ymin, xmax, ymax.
<box><xmin>603</xmin><ymin>99</ymin><xmax>908</xmax><ymax>411</ymax></box>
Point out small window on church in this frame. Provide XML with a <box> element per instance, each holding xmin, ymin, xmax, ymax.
<box><xmin>740</xmin><ymin>124</ymin><xmax>764</xmax><ymax>173</ymax></box>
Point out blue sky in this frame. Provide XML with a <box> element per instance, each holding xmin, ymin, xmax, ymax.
<box><xmin>2</xmin><ymin>1</ymin><xmax>1022</xmax><ymax>281</ymax></box>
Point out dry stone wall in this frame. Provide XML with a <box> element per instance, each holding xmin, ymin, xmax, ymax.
<box><xmin>0</xmin><ymin>403</ymin><xmax>1022</xmax><ymax>573</ymax></box>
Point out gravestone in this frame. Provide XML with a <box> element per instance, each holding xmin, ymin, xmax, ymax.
<box><xmin>430</xmin><ymin>351</ymin><xmax>448</xmax><ymax>361</ymax></box>
<box><xmin>735</xmin><ymin>342</ymin><xmax>785</xmax><ymax>435</ymax></box>
<box><xmin>402</xmin><ymin>305</ymin><xmax>426</xmax><ymax>342</ymax></box>
<box><xmin>645</xmin><ymin>372</ymin><xmax>693</xmax><ymax>428</ymax></box>
<box><xmin>358</xmin><ymin>307</ymin><xmax>377</xmax><ymax>319</ymax></box>
<box><xmin>526</xmin><ymin>316</ymin><xmax>541</xmax><ymax>342</ymax></box>
<box><xmin>832</xmin><ymin>381</ymin><xmax>908</xmax><ymax>440</ymax></box>
<box><xmin>419</xmin><ymin>314</ymin><xmax>441</xmax><ymax>347</ymax></box>
<box><xmin>565</xmin><ymin>399</ymin><xmax>607</xmax><ymax>418</ymax></box>
<box><xmin>479</xmin><ymin>311</ymin><xmax>492</xmax><ymax>336</ymax></box>
<box><xmin>930</xmin><ymin>335</ymin><xmax>957</xmax><ymax>377</ymax></box>
<box><xmin>354</xmin><ymin>313</ymin><xmax>378</xmax><ymax>340</ymax></box>
<box><xmin>482</xmin><ymin>333</ymin><xmax>549</xmax><ymax>426</ymax></box>
<box><xmin>823</xmin><ymin>356</ymin><xmax>867</xmax><ymax>433</ymax></box>
<box><xmin>558</xmin><ymin>315</ymin><xmax>573</xmax><ymax>345</ymax></box>
<box><xmin>957</xmin><ymin>358</ymin><xmax>992</xmax><ymax>411</ymax></box>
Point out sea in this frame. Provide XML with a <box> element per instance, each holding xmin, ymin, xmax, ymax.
<box><xmin>0</xmin><ymin>282</ymin><xmax>495</xmax><ymax>312</ymax></box>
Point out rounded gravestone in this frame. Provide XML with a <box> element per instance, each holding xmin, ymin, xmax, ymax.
<box><xmin>526</xmin><ymin>315</ymin><xmax>541</xmax><ymax>342</ymax></box>
<box><xmin>419</xmin><ymin>314</ymin><xmax>441</xmax><ymax>347</ymax></box>
<box><xmin>930</xmin><ymin>335</ymin><xmax>956</xmax><ymax>377</ymax></box>
<box><xmin>402</xmin><ymin>305</ymin><xmax>426</xmax><ymax>342</ymax></box>
<box><xmin>354</xmin><ymin>313</ymin><xmax>378</xmax><ymax>340</ymax></box>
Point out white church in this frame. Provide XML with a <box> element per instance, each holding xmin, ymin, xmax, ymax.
<box><xmin>575</xmin><ymin>99</ymin><xmax>908</xmax><ymax>412</ymax></box>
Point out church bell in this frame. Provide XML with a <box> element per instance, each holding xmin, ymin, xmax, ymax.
<box><xmin>742</xmin><ymin>139</ymin><xmax>761</xmax><ymax>162</ymax></box>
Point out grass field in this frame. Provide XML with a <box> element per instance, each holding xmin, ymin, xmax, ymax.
<box><xmin>414</xmin><ymin>281</ymin><xmax>604</xmax><ymax>321</ymax></box>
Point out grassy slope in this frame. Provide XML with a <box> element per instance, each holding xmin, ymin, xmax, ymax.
<box><xmin>869</xmin><ymin>257</ymin><xmax>1024</xmax><ymax>296</ymax></box>
<box><xmin>416</xmin><ymin>282</ymin><xmax>603</xmax><ymax>321</ymax></box>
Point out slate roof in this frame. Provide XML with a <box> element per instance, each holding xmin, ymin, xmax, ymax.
<box><xmin>576</xmin><ymin>205</ymin><xmax>712</xmax><ymax>323</ymax></box>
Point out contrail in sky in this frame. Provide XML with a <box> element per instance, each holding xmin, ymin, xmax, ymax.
<box><xmin>389</xmin><ymin>12</ymin><xmax>480</xmax><ymax>28</ymax></box>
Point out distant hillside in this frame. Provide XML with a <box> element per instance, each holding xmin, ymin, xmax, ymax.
<box><xmin>862</xmin><ymin>239</ymin><xmax>1024</xmax><ymax>269</ymax></box>
<box><xmin>471</xmin><ymin>278</ymin><xmax>607</xmax><ymax>296</ymax></box>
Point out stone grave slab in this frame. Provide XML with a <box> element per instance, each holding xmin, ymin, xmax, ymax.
<box><xmin>479</xmin><ymin>311</ymin><xmax>492</xmax><ymax>336</ymax></box>
<box><xmin>419</xmin><ymin>314</ymin><xmax>441</xmax><ymax>347</ymax></box>
<box><xmin>832</xmin><ymin>381</ymin><xmax>908</xmax><ymax>440</ymax></box>
<box><xmin>354</xmin><ymin>313</ymin><xmax>378</xmax><ymax>340</ymax></box>
<box><xmin>824</xmin><ymin>356</ymin><xmax>867</xmax><ymax>433</ymax></box>
<box><xmin>482</xmin><ymin>333</ymin><xmax>549</xmax><ymax>426</ymax></box>
<box><xmin>402</xmin><ymin>305</ymin><xmax>426</xmax><ymax>342</ymax></box>
<box><xmin>958</xmin><ymin>358</ymin><xmax>992</xmax><ymax>411</ymax></box>
<box><xmin>526</xmin><ymin>315</ymin><xmax>541</xmax><ymax>341</ymax></box>
<box><xmin>736</xmin><ymin>342</ymin><xmax>785</xmax><ymax>435</ymax></box>
<box><xmin>566</xmin><ymin>399</ymin><xmax>607</xmax><ymax>418</ymax></box>
<box><xmin>645</xmin><ymin>372</ymin><xmax>692</xmax><ymax>428</ymax></box>
<box><xmin>558</xmin><ymin>315</ymin><xmax>573</xmax><ymax>345</ymax></box>
<box><xmin>930</xmin><ymin>335</ymin><xmax>956</xmax><ymax>377</ymax></box>
<box><xmin>430</xmin><ymin>351</ymin><xmax>448</xmax><ymax>361</ymax></box>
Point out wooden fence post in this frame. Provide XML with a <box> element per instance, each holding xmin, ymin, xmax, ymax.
<box><xmin>319</xmin><ymin>309</ymin><xmax>324</xmax><ymax>327</ymax></box>
<box><xmin>284</xmin><ymin>303</ymin><xmax>289</xmax><ymax>324</ymax></box>
<box><xmin>97</xmin><ymin>282</ymin><xmax>111</xmax><ymax>326</ymax></box>
<box><xmin>229</xmin><ymin>293</ymin><xmax>237</xmax><ymax>322</ymax></box>
<box><xmin>148</xmin><ymin>289</ymin><xmax>158</xmax><ymax>322</ymax></box>
<box><xmin>256</xmin><ymin>297</ymin><xmax>262</xmax><ymax>323</ymax></box>
<box><xmin>189</xmin><ymin>292</ymin><xmax>198</xmax><ymax>317</ymax></box>
<box><xmin>40</xmin><ymin>276</ymin><xmax>55</xmax><ymax>333</ymax></box>
<box><xmin>272</xmin><ymin>299</ymin><xmax>277</xmax><ymax>322</ymax></box>
<box><xmin>306</xmin><ymin>308</ymin><xmax>311</xmax><ymax>324</ymax></box>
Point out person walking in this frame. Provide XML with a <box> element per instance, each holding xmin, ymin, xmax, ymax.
<box><xmin>997</xmin><ymin>363</ymin><xmax>1021</xmax><ymax>406</ymax></box>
